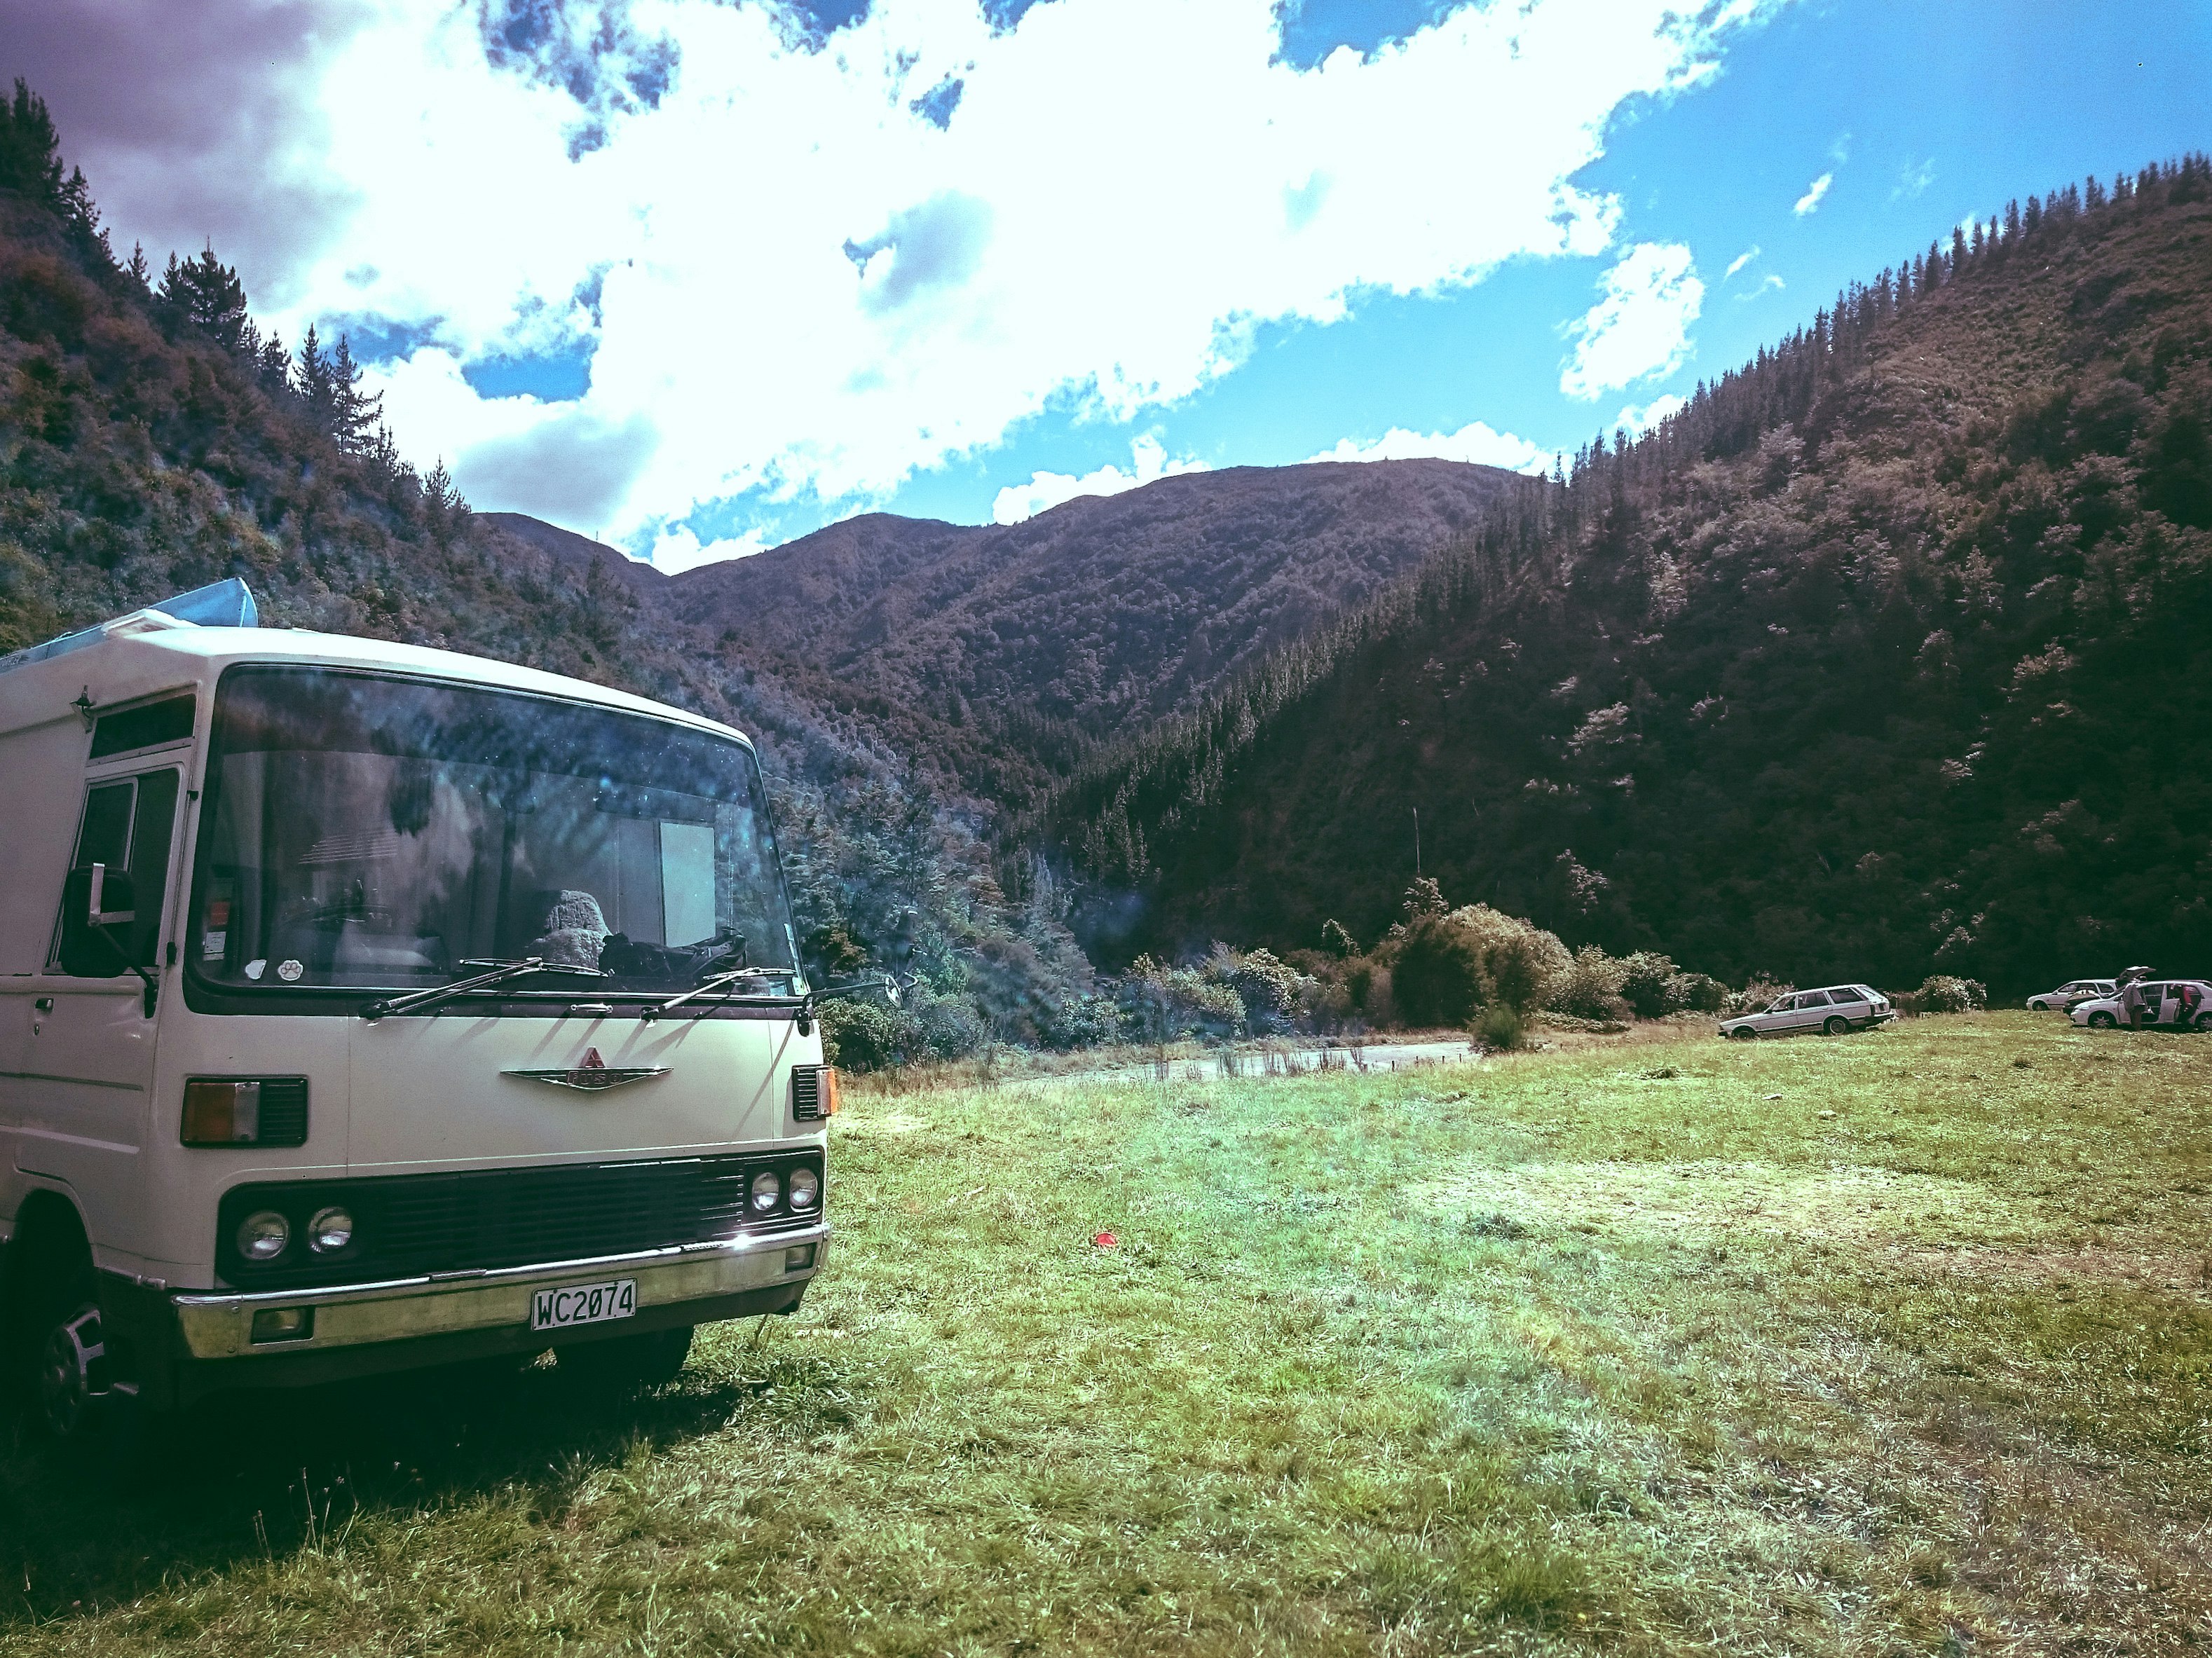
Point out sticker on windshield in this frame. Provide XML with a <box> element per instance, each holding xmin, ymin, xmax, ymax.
<box><xmin>244</xmin><ymin>959</ymin><xmax>266</xmax><ymax>980</ymax></box>
<box><xmin>277</xmin><ymin>959</ymin><xmax>304</xmax><ymax>982</ymax></box>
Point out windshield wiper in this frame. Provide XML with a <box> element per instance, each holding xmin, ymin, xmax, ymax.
<box><xmin>361</xmin><ymin>957</ymin><xmax>608</xmax><ymax>1022</ymax></box>
<box><xmin>640</xmin><ymin>966</ymin><xmax>782</xmax><ymax>1023</ymax></box>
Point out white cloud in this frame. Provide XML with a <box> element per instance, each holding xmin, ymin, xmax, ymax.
<box><xmin>1793</xmin><ymin>172</ymin><xmax>1834</xmax><ymax>215</ymax></box>
<box><xmin>1559</xmin><ymin>242</ymin><xmax>1702</xmax><ymax>400</ymax></box>
<box><xmin>1893</xmin><ymin>157</ymin><xmax>1935</xmax><ymax>200</ymax></box>
<box><xmin>991</xmin><ymin>435</ymin><xmax>1207</xmax><ymax>524</ymax></box>
<box><xmin>1723</xmin><ymin>245</ymin><xmax>1760</xmax><ymax>280</ymax></box>
<box><xmin>1613</xmin><ymin>393</ymin><xmax>1686</xmax><ymax>437</ymax></box>
<box><xmin>230</xmin><ymin>0</ymin><xmax>1781</xmax><ymax>544</ymax></box>
<box><xmin>1733</xmin><ymin>271</ymin><xmax>1784</xmax><ymax>302</ymax></box>
<box><xmin>1306</xmin><ymin>420</ymin><xmax>1551</xmax><ymax>474</ymax></box>
<box><xmin>649</xmin><ymin>524</ymin><xmax>775</xmax><ymax>574</ymax></box>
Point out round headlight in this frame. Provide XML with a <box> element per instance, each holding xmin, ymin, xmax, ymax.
<box><xmin>236</xmin><ymin>1210</ymin><xmax>289</xmax><ymax>1261</ymax></box>
<box><xmin>749</xmin><ymin>1170</ymin><xmax>781</xmax><ymax>1212</ymax></box>
<box><xmin>786</xmin><ymin>1167</ymin><xmax>819</xmax><ymax>1210</ymax></box>
<box><xmin>308</xmin><ymin>1205</ymin><xmax>355</xmax><ymax>1254</ymax></box>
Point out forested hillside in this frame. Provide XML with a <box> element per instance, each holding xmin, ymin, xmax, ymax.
<box><xmin>495</xmin><ymin>459</ymin><xmax>1520</xmax><ymax>810</ymax></box>
<box><xmin>1046</xmin><ymin>156</ymin><xmax>2212</xmax><ymax>995</ymax></box>
<box><xmin>0</xmin><ymin>83</ymin><xmax>1094</xmax><ymax>1045</ymax></box>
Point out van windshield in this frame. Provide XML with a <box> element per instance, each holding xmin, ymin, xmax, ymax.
<box><xmin>188</xmin><ymin>666</ymin><xmax>800</xmax><ymax>997</ymax></box>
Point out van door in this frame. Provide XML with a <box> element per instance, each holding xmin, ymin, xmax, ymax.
<box><xmin>21</xmin><ymin>767</ymin><xmax>183</xmax><ymax>1256</ymax></box>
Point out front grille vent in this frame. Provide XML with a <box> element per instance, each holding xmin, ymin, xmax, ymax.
<box><xmin>254</xmin><ymin>1078</ymin><xmax>310</xmax><ymax>1147</ymax></box>
<box><xmin>217</xmin><ymin>1153</ymin><xmax>820</xmax><ymax>1289</ymax></box>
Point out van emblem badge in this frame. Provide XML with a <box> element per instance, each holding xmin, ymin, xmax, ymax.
<box><xmin>505</xmin><ymin>1049</ymin><xmax>669</xmax><ymax>1092</ymax></box>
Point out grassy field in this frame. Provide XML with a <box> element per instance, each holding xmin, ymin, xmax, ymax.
<box><xmin>4</xmin><ymin>1012</ymin><xmax>2210</xmax><ymax>1655</ymax></box>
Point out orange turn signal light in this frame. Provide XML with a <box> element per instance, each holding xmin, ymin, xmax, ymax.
<box><xmin>819</xmin><ymin>1067</ymin><xmax>842</xmax><ymax>1118</ymax></box>
<box><xmin>182</xmin><ymin>1078</ymin><xmax>261</xmax><ymax>1145</ymax></box>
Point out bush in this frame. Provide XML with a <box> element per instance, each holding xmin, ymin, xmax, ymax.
<box><xmin>1913</xmin><ymin>975</ymin><xmax>1988</xmax><ymax>1014</ymax></box>
<box><xmin>1729</xmin><ymin>977</ymin><xmax>1792</xmax><ymax>1014</ymax></box>
<box><xmin>1119</xmin><ymin>954</ymin><xmax>1246</xmax><ymax>1041</ymax></box>
<box><xmin>1552</xmin><ymin>945</ymin><xmax>1629</xmax><ymax>1019</ymax></box>
<box><xmin>1210</xmin><ymin>945</ymin><xmax>1305</xmax><ymax>1035</ymax></box>
<box><xmin>1667</xmin><ymin>972</ymin><xmax>1732</xmax><ymax>1014</ymax></box>
<box><xmin>817</xmin><ymin>998</ymin><xmax>915</xmax><ymax>1071</ymax></box>
<box><xmin>1616</xmin><ymin>952</ymin><xmax>1681</xmax><ymax>1018</ymax></box>
<box><xmin>1475</xmin><ymin>1003</ymin><xmax>1529</xmax><ymax>1049</ymax></box>
<box><xmin>1393</xmin><ymin>917</ymin><xmax>1489</xmax><ymax>1027</ymax></box>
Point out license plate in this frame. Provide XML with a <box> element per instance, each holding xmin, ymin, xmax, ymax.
<box><xmin>531</xmin><ymin>1278</ymin><xmax>637</xmax><ymax>1332</ymax></box>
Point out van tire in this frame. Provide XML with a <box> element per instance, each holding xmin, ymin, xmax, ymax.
<box><xmin>1822</xmin><ymin>1016</ymin><xmax>1849</xmax><ymax>1036</ymax></box>
<box><xmin>2088</xmin><ymin>1010</ymin><xmax>2117</xmax><ymax>1029</ymax></box>
<box><xmin>556</xmin><ymin>1325</ymin><xmax>692</xmax><ymax>1394</ymax></box>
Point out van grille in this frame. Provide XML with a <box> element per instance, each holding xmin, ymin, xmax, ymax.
<box><xmin>216</xmin><ymin>1153</ymin><xmax>821</xmax><ymax>1290</ymax></box>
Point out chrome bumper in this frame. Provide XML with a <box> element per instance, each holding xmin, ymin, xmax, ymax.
<box><xmin>170</xmin><ymin>1224</ymin><xmax>829</xmax><ymax>1360</ymax></box>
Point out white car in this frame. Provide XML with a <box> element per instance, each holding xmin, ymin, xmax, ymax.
<box><xmin>2027</xmin><ymin>978</ymin><xmax>2115</xmax><ymax>1012</ymax></box>
<box><xmin>2070</xmin><ymin>980</ymin><xmax>2212</xmax><ymax>1031</ymax></box>
<box><xmin>1719</xmin><ymin>983</ymin><xmax>1895</xmax><ymax>1040</ymax></box>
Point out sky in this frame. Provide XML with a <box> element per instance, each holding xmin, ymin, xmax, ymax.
<box><xmin>6</xmin><ymin>0</ymin><xmax>2208</xmax><ymax>568</ymax></box>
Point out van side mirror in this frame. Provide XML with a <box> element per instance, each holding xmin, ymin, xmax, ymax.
<box><xmin>59</xmin><ymin>863</ymin><xmax>136</xmax><ymax>978</ymax></box>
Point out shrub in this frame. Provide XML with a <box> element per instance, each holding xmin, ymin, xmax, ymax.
<box><xmin>1442</xmin><ymin>905</ymin><xmax>1571</xmax><ymax>1010</ymax></box>
<box><xmin>1616</xmin><ymin>952</ymin><xmax>1681</xmax><ymax>1018</ymax></box>
<box><xmin>1552</xmin><ymin>945</ymin><xmax>1628</xmax><ymax>1019</ymax></box>
<box><xmin>1667</xmin><ymin>972</ymin><xmax>1732</xmax><ymax>1014</ymax></box>
<box><xmin>1210</xmin><ymin>945</ymin><xmax>1305</xmax><ymax>1035</ymax></box>
<box><xmin>1475</xmin><ymin>1003</ymin><xmax>1529</xmax><ymax>1049</ymax></box>
<box><xmin>1729</xmin><ymin>977</ymin><xmax>1792</xmax><ymax>1014</ymax></box>
<box><xmin>817</xmin><ymin>998</ymin><xmax>915</xmax><ymax>1071</ymax></box>
<box><xmin>1913</xmin><ymin>975</ymin><xmax>1988</xmax><ymax>1013</ymax></box>
<box><xmin>1119</xmin><ymin>954</ymin><xmax>1245</xmax><ymax>1041</ymax></box>
<box><xmin>1393</xmin><ymin>917</ymin><xmax>1489</xmax><ymax>1027</ymax></box>
<box><xmin>1321</xmin><ymin>919</ymin><xmax>1358</xmax><ymax>958</ymax></box>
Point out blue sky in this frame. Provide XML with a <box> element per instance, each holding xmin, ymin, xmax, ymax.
<box><xmin>28</xmin><ymin>0</ymin><xmax>2201</xmax><ymax>566</ymax></box>
<box><xmin>885</xmin><ymin>0</ymin><xmax>2212</xmax><ymax>530</ymax></box>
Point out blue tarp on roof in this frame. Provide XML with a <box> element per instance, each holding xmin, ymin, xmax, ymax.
<box><xmin>0</xmin><ymin>579</ymin><xmax>259</xmax><ymax>677</ymax></box>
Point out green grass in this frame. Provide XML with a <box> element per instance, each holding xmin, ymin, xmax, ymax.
<box><xmin>5</xmin><ymin>1012</ymin><xmax>2211</xmax><ymax>1654</ymax></box>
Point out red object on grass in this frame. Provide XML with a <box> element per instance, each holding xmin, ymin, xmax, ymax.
<box><xmin>1093</xmin><ymin>1231</ymin><xmax>1118</xmax><ymax>1248</ymax></box>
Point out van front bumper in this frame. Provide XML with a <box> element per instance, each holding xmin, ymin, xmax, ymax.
<box><xmin>107</xmin><ymin>1224</ymin><xmax>828</xmax><ymax>1407</ymax></box>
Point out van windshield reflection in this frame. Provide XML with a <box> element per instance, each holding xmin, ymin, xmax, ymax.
<box><xmin>189</xmin><ymin>667</ymin><xmax>801</xmax><ymax>999</ymax></box>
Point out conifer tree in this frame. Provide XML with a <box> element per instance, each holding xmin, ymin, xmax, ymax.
<box><xmin>296</xmin><ymin>324</ymin><xmax>336</xmax><ymax>427</ymax></box>
<box><xmin>327</xmin><ymin>333</ymin><xmax>383</xmax><ymax>454</ymax></box>
<box><xmin>161</xmin><ymin>243</ymin><xmax>251</xmax><ymax>352</ymax></box>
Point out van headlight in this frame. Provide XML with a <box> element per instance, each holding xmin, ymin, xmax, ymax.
<box><xmin>787</xmin><ymin>1167</ymin><xmax>819</xmax><ymax>1210</ymax></box>
<box><xmin>308</xmin><ymin>1206</ymin><xmax>355</xmax><ymax>1254</ymax></box>
<box><xmin>750</xmin><ymin>1170</ymin><xmax>781</xmax><ymax>1212</ymax></box>
<box><xmin>237</xmin><ymin>1210</ymin><xmax>289</xmax><ymax>1261</ymax></box>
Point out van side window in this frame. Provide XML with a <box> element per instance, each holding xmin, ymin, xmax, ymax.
<box><xmin>53</xmin><ymin>769</ymin><xmax>182</xmax><ymax>971</ymax></box>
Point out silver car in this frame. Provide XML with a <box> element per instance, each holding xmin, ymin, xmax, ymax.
<box><xmin>2026</xmin><ymin>978</ymin><xmax>2115</xmax><ymax>1012</ymax></box>
<box><xmin>1719</xmin><ymin>983</ymin><xmax>1895</xmax><ymax>1040</ymax></box>
<box><xmin>2070</xmin><ymin>980</ymin><xmax>2212</xmax><ymax>1031</ymax></box>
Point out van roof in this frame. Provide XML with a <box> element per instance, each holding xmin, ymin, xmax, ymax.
<box><xmin>0</xmin><ymin>582</ymin><xmax>748</xmax><ymax>747</ymax></box>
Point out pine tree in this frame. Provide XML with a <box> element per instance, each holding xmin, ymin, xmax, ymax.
<box><xmin>296</xmin><ymin>324</ymin><xmax>336</xmax><ymax>428</ymax></box>
<box><xmin>160</xmin><ymin>243</ymin><xmax>250</xmax><ymax>352</ymax></box>
<box><xmin>0</xmin><ymin>78</ymin><xmax>66</xmax><ymax>205</ymax></box>
<box><xmin>327</xmin><ymin>334</ymin><xmax>383</xmax><ymax>454</ymax></box>
<box><xmin>124</xmin><ymin>241</ymin><xmax>150</xmax><ymax>292</ymax></box>
<box><xmin>256</xmin><ymin>329</ymin><xmax>291</xmax><ymax>396</ymax></box>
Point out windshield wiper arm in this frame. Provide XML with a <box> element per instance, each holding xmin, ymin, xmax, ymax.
<box><xmin>640</xmin><ymin>967</ymin><xmax>779</xmax><ymax>1023</ymax></box>
<box><xmin>362</xmin><ymin>957</ymin><xmax>608</xmax><ymax>1022</ymax></box>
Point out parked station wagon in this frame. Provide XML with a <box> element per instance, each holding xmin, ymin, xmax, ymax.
<box><xmin>2026</xmin><ymin>978</ymin><xmax>2116</xmax><ymax>1012</ymax></box>
<box><xmin>1718</xmin><ymin>983</ymin><xmax>1894</xmax><ymax>1040</ymax></box>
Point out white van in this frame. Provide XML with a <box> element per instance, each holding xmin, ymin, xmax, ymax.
<box><xmin>0</xmin><ymin>582</ymin><xmax>841</xmax><ymax>1444</ymax></box>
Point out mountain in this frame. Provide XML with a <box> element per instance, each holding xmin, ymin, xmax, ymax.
<box><xmin>496</xmin><ymin>458</ymin><xmax>1521</xmax><ymax>809</ymax></box>
<box><xmin>0</xmin><ymin>87</ymin><xmax>1095</xmax><ymax>1047</ymax></box>
<box><xmin>1044</xmin><ymin>157</ymin><xmax>2212</xmax><ymax>996</ymax></box>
